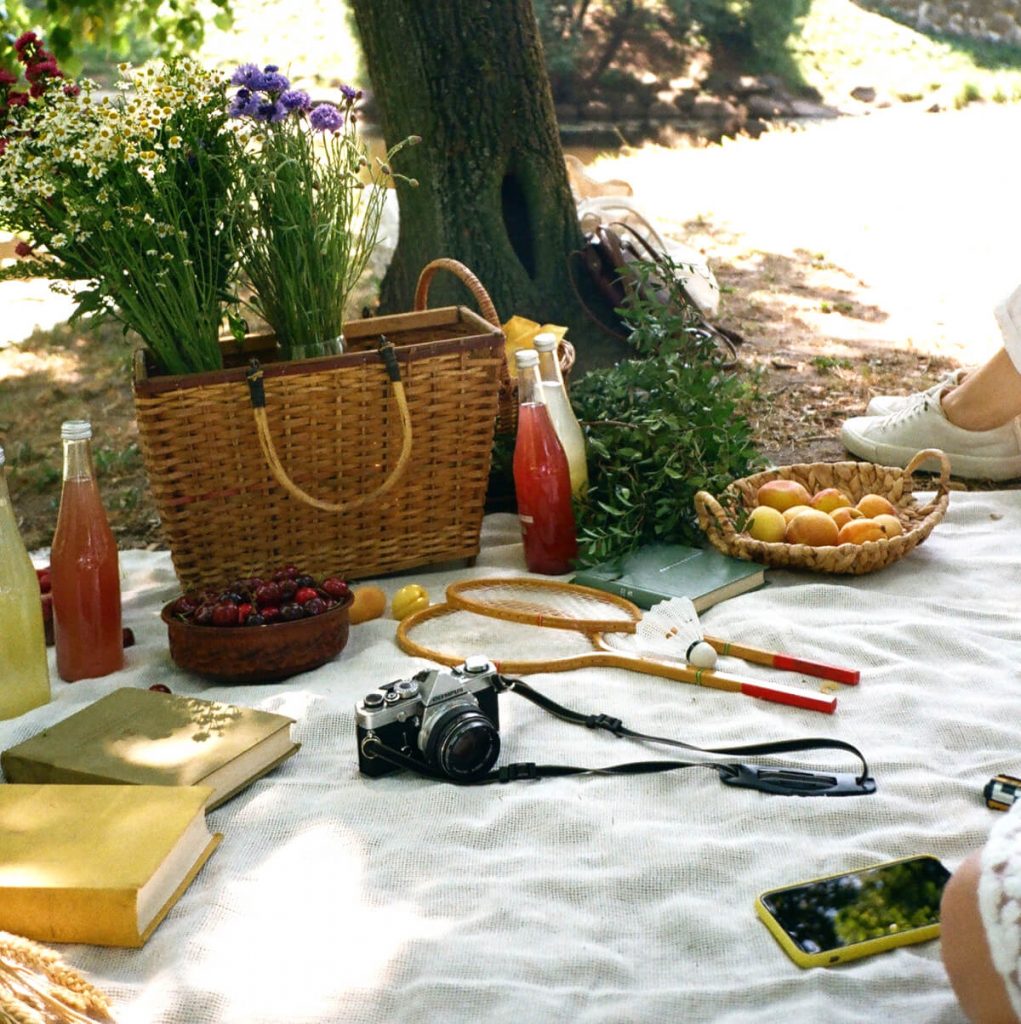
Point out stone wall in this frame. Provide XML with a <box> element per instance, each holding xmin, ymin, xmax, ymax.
<box><xmin>859</xmin><ymin>0</ymin><xmax>1021</xmax><ymax>46</ymax></box>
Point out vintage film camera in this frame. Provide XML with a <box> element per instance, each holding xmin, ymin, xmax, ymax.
<box><xmin>356</xmin><ymin>656</ymin><xmax>502</xmax><ymax>781</ymax></box>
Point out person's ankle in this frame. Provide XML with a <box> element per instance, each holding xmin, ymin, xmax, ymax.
<box><xmin>941</xmin><ymin>386</ymin><xmax>1011</xmax><ymax>432</ymax></box>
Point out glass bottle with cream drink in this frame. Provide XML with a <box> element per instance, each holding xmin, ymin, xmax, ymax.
<box><xmin>512</xmin><ymin>350</ymin><xmax>578</xmax><ymax>574</ymax></box>
<box><xmin>51</xmin><ymin>420</ymin><xmax>123</xmax><ymax>682</ymax></box>
<box><xmin>0</xmin><ymin>446</ymin><xmax>51</xmax><ymax>718</ymax></box>
<box><xmin>533</xmin><ymin>332</ymin><xmax>588</xmax><ymax>497</ymax></box>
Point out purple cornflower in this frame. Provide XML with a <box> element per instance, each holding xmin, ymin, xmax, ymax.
<box><xmin>228</xmin><ymin>89</ymin><xmax>262</xmax><ymax>119</ymax></box>
<box><xmin>338</xmin><ymin>84</ymin><xmax>362</xmax><ymax>103</ymax></box>
<box><xmin>255</xmin><ymin>66</ymin><xmax>290</xmax><ymax>93</ymax></box>
<box><xmin>280</xmin><ymin>89</ymin><xmax>311</xmax><ymax>113</ymax></box>
<box><xmin>230</xmin><ymin>63</ymin><xmax>262</xmax><ymax>89</ymax></box>
<box><xmin>309</xmin><ymin>103</ymin><xmax>343</xmax><ymax>132</ymax></box>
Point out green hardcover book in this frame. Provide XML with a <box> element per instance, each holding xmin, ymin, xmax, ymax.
<box><xmin>1</xmin><ymin>687</ymin><xmax>299</xmax><ymax>810</ymax></box>
<box><xmin>571</xmin><ymin>542</ymin><xmax>766</xmax><ymax>612</ymax></box>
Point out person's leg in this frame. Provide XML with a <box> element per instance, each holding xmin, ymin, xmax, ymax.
<box><xmin>941</xmin><ymin>850</ymin><xmax>1020</xmax><ymax>1024</ymax></box>
<box><xmin>942</xmin><ymin>348</ymin><xmax>1021</xmax><ymax>431</ymax></box>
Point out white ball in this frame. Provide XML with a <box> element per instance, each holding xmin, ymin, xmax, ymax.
<box><xmin>687</xmin><ymin>641</ymin><xmax>718</xmax><ymax>670</ymax></box>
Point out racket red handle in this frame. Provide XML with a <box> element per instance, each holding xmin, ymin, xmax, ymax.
<box><xmin>738</xmin><ymin>679</ymin><xmax>837</xmax><ymax>715</ymax></box>
<box><xmin>770</xmin><ymin>654</ymin><xmax>860</xmax><ymax>686</ymax></box>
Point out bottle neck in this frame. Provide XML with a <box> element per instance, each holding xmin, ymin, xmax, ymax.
<box><xmin>517</xmin><ymin>364</ymin><xmax>543</xmax><ymax>406</ymax></box>
<box><xmin>62</xmin><ymin>438</ymin><xmax>95</xmax><ymax>484</ymax></box>
<box><xmin>536</xmin><ymin>348</ymin><xmax>563</xmax><ymax>387</ymax></box>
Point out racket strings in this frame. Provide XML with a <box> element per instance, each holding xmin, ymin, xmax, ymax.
<box><xmin>446</xmin><ymin>579</ymin><xmax>640</xmax><ymax>631</ymax></box>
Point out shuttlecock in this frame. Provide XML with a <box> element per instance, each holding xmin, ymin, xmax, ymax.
<box><xmin>633</xmin><ymin>598</ymin><xmax>718</xmax><ymax>670</ymax></box>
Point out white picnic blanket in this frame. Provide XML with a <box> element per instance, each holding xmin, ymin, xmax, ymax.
<box><xmin>3</xmin><ymin>491</ymin><xmax>1020</xmax><ymax>1024</ymax></box>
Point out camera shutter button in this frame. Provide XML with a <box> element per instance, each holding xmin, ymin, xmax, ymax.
<box><xmin>463</xmin><ymin>655</ymin><xmax>492</xmax><ymax>675</ymax></box>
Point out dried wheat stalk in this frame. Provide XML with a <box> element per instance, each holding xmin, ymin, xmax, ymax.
<box><xmin>0</xmin><ymin>933</ymin><xmax>115</xmax><ymax>1024</ymax></box>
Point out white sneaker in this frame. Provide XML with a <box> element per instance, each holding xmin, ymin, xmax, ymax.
<box><xmin>865</xmin><ymin>368</ymin><xmax>968</xmax><ymax>416</ymax></box>
<box><xmin>840</xmin><ymin>393</ymin><xmax>1021</xmax><ymax>481</ymax></box>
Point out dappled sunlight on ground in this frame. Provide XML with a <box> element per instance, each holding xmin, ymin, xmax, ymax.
<box><xmin>587</xmin><ymin>103</ymin><xmax>1021</xmax><ymax>368</ymax></box>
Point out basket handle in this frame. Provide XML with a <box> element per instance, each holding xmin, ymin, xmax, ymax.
<box><xmin>414</xmin><ymin>258</ymin><xmax>501</xmax><ymax>327</ymax></box>
<box><xmin>694</xmin><ymin>489</ymin><xmax>739</xmax><ymax>543</ymax></box>
<box><xmin>904</xmin><ymin>447</ymin><xmax>952</xmax><ymax>512</ymax></box>
<box><xmin>245</xmin><ymin>341</ymin><xmax>413</xmax><ymax>514</ymax></box>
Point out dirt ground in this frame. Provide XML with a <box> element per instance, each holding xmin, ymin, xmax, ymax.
<box><xmin>2</xmin><ymin>102</ymin><xmax>1020</xmax><ymax>551</ymax></box>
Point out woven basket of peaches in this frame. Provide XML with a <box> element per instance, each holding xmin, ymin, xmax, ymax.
<box><xmin>693</xmin><ymin>448</ymin><xmax>951</xmax><ymax>575</ymax></box>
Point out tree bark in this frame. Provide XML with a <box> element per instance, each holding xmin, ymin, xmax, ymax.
<box><xmin>349</xmin><ymin>0</ymin><xmax>627</xmax><ymax>377</ymax></box>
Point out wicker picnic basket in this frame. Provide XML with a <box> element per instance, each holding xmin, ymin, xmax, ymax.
<box><xmin>694</xmin><ymin>448</ymin><xmax>951</xmax><ymax>575</ymax></box>
<box><xmin>414</xmin><ymin>257</ymin><xmax>575</xmax><ymax>435</ymax></box>
<box><xmin>134</xmin><ymin>266</ymin><xmax>505</xmax><ymax>591</ymax></box>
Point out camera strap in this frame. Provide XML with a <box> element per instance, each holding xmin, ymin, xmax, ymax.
<box><xmin>361</xmin><ymin>675</ymin><xmax>876</xmax><ymax>796</ymax></box>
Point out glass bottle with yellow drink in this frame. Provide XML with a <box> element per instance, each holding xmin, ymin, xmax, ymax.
<box><xmin>0</xmin><ymin>445</ymin><xmax>51</xmax><ymax>719</ymax></box>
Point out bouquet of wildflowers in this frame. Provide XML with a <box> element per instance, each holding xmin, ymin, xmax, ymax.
<box><xmin>0</xmin><ymin>40</ymin><xmax>237</xmax><ymax>375</ymax></box>
<box><xmin>228</xmin><ymin>63</ymin><xmax>418</xmax><ymax>359</ymax></box>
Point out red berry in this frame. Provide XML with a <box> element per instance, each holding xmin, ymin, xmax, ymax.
<box><xmin>122</xmin><ymin>627</ymin><xmax>135</xmax><ymax>648</ymax></box>
<box><xmin>238</xmin><ymin>602</ymin><xmax>254</xmax><ymax>624</ymax></box>
<box><xmin>211</xmin><ymin>602</ymin><xmax>240</xmax><ymax>627</ymax></box>
<box><xmin>171</xmin><ymin>595</ymin><xmax>199</xmax><ymax>618</ymax></box>
<box><xmin>260</xmin><ymin>605</ymin><xmax>280</xmax><ymax>622</ymax></box>
<box><xmin>254</xmin><ymin>582</ymin><xmax>282</xmax><ymax>607</ymax></box>
<box><xmin>303</xmin><ymin>597</ymin><xmax>327</xmax><ymax>617</ymax></box>
<box><xmin>278</xmin><ymin>579</ymin><xmax>297</xmax><ymax>601</ymax></box>
<box><xmin>193</xmin><ymin>603</ymin><xmax>215</xmax><ymax>626</ymax></box>
<box><xmin>321</xmin><ymin>577</ymin><xmax>350</xmax><ymax>599</ymax></box>
<box><xmin>294</xmin><ymin>586</ymin><xmax>318</xmax><ymax>605</ymax></box>
<box><xmin>149</xmin><ymin>684</ymin><xmax>171</xmax><ymax>693</ymax></box>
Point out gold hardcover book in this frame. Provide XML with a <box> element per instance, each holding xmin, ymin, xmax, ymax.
<box><xmin>0</xmin><ymin>784</ymin><xmax>221</xmax><ymax>947</ymax></box>
<box><xmin>1</xmin><ymin>687</ymin><xmax>299</xmax><ymax>809</ymax></box>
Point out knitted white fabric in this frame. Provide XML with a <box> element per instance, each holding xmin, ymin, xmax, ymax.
<box><xmin>994</xmin><ymin>281</ymin><xmax>1021</xmax><ymax>376</ymax></box>
<box><xmin>979</xmin><ymin>802</ymin><xmax>1021</xmax><ymax>1019</ymax></box>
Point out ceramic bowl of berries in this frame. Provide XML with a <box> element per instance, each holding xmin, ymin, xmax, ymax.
<box><xmin>161</xmin><ymin>568</ymin><xmax>354</xmax><ymax>684</ymax></box>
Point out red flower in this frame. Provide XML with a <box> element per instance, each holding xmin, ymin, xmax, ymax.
<box><xmin>25</xmin><ymin>60</ymin><xmax>59</xmax><ymax>83</ymax></box>
<box><xmin>13</xmin><ymin>32</ymin><xmax>39</xmax><ymax>55</ymax></box>
<box><xmin>0</xmin><ymin>138</ymin><xmax>6</xmax><ymax>157</ymax></box>
<box><xmin>0</xmin><ymin>69</ymin><xmax>17</xmax><ymax>86</ymax></box>
<box><xmin>7</xmin><ymin>91</ymin><xmax>28</xmax><ymax>107</ymax></box>
<box><xmin>29</xmin><ymin>81</ymin><xmax>45</xmax><ymax>98</ymax></box>
<box><xmin>14</xmin><ymin>241</ymin><xmax>33</xmax><ymax>257</ymax></box>
<box><xmin>63</xmin><ymin>82</ymin><xmax>80</xmax><ymax>97</ymax></box>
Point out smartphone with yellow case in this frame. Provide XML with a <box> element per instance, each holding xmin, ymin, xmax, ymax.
<box><xmin>756</xmin><ymin>854</ymin><xmax>951</xmax><ymax>968</ymax></box>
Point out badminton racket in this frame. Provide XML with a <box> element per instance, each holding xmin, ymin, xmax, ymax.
<box><xmin>445</xmin><ymin>577</ymin><xmax>859</xmax><ymax>685</ymax></box>
<box><xmin>396</xmin><ymin>603</ymin><xmax>837</xmax><ymax>714</ymax></box>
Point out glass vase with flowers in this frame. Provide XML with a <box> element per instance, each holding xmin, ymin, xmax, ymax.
<box><xmin>0</xmin><ymin>37</ymin><xmax>238</xmax><ymax>375</ymax></box>
<box><xmin>227</xmin><ymin>63</ymin><xmax>418</xmax><ymax>361</ymax></box>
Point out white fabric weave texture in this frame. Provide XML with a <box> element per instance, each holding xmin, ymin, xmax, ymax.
<box><xmin>3</xmin><ymin>492</ymin><xmax>1021</xmax><ymax>1024</ymax></box>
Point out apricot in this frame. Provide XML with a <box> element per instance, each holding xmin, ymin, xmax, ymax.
<box><xmin>348</xmin><ymin>585</ymin><xmax>387</xmax><ymax>624</ymax></box>
<box><xmin>810</xmin><ymin>487</ymin><xmax>851</xmax><ymax>514</ymax></box>
<box><xmin>782</xmin><ymin>503</ymin><xmax>813</xmax><ymax>525</ymax></box>
<box><xmin>830</xmin><ymin>506</ymin><xmax>865</xmax><ymax>529</ymax></box>
<box><xmin>836</xmin><ymin>518</ymin><xmax>886</xmax><ymax>545</ymax></box>
<box><xmin>785</xmin><ymin>508</ymin><xmax>839</xmax><ymax>547</ymax></box>
<box><xmin>756</xmin><ymin>479</ymin><xmax>812</xmax><ymax>513</ymax></box>
<box><xmin>857</xmin><ymin>493</ymin><xmax>897</xmax><ymax>517</ymax></box>
<box><xmin>746</xmin><ymin>505</ymin><xmax>787</xmax><ymax>542</ymax></box>
<box><xmin>873</xmin><ymin>513</ymin><xmax>903</xmax><ymax>538</ymax></box>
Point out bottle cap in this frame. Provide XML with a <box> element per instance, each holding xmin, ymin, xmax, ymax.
<box><xmin>514</xmin><ymin>350</ymin><xmax>539</xmax><ymax>368</ymax></box>
<box><xmin>61</xmin><ymin>420</ymin><xmax>92</xmax><ymax>441</ymax></box>
<box><xmin>533</xmin><ymin>332</ymin><xmax>557</xmax><ymax>352</ymax></box>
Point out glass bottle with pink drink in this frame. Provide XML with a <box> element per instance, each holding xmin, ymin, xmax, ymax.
<box><xmin>0</xmin><ymin>445</ymin><xmax>51</xmax><ymax>718</ymax></box>
<box><xmin>51</xmin><ymin>420</ymin><xmax>123</xmax><ymax>682</ymax></box>
<box><xmin>512</xmin><ymin>350</ymin><xmax>578</xmax><ymax>575</ymax></box>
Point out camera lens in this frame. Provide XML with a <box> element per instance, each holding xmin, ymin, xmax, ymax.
<box><xmin>425</xmin><ymin>708</ymin><xmax>500</xmax><ymax>781</ymax></box>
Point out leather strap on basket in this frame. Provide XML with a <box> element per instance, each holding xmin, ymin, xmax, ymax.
<box><xmin>245</xmin><ymin>339</ymin><xmax>413</xmax><ymax>514</ymax></box>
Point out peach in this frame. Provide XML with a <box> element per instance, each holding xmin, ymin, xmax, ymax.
<box><xmin>810</xmin><ymin>487</ymin><xmax>851</xmax><ymax>513</ymax></box>
<box><xmin>830</xmin><ymin>506</ymin><xmax>865</xmax><ymax>529</ymax></box>
<box><xmin>857</xmin><ymin>493</ymin><xmax>897</xmax><ymax>517</ymax></box>
<box><xmin>782</xmin><ymin>504</ymin><xmax>813</xmax><ymax>525</ymax></box>
<box><xmin>873</xmin><ymin>513</ymin><xmax>903</xmax><ymax>538</ymax></box>
<box><xmin>785</xmin><ymin>508</ymin><xmax>839</xmax><ymax>547</ymax></box>
<box><xmin>756</xmin><ymin>479</ymin><xmax>812</xmax><ymax>513</ymax></box>
<box><xmin>745</xmin><ymin>505</ymin><xmax>787</xmax><ymax>542</ymax></box>
<box><xmin>836</xmin><ymin>518</ymin><xmax>886</xmax><ymax>545</ymax></box>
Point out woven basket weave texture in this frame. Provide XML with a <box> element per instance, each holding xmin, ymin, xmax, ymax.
<box><xmin>135</xmin><ymin>305</ymin><xmax>503</xmax><ymax>590</ymax></box>
<box><xmin>694</xmin><ymin>449</ymin><xmax>951</xmax><ymax>575</ymax></box>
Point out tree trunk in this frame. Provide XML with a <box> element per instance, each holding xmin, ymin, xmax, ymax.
<box><xmin>349</xmin><ymin>0</ymin><xmax>628</xmax><ymax>378</ymax></box>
